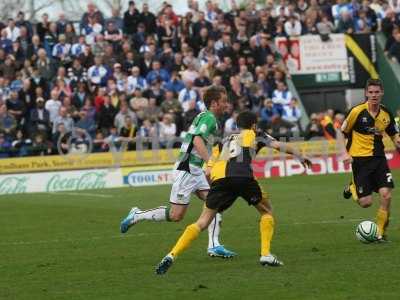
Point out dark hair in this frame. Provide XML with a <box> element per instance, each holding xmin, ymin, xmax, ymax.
<box><xmin>237</xmin><ymin>111</ymin><xmax>257</xmax><ymax>129</ymax></box>
<box><xmin>203</xmin><ymin>85</ymin><xmax>227</xmax><ymax>109</ymax></box>
<box><xmin>365</xmin><ymin>78</ymin><xmax>383</xmax><ymax>91</ymax></box>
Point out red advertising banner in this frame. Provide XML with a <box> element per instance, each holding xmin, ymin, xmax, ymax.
<box><xmin>252</xmin><ymin>152</ymin><xmax>400</xmax><ymax>178</ymax></box>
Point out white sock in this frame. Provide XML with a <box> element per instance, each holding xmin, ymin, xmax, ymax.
<box><xmin>135</xmin><ymin>206</ymin><xmax>168</xmax><ymax>222</ymax></box>
<box><xmin>207</xmin><ymin>213</ymin><xmax>222</xmax><ymax>249</ymax></box>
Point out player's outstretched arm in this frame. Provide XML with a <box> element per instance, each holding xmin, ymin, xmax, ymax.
<box><xmin>269</xmin><ymin>140</ymin><xmax>312</xmax><ymax>169</ymax></box>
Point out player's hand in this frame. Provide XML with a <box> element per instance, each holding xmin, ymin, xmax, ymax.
<box><xmin>341</xmin><ymin>152</ymin><xmax>353</xmax><ymax>164</ymax></box>
<box><xmin>300</xmin><ymin>156</ymin><xmax>312</xmax><ymax>169</ymax></box>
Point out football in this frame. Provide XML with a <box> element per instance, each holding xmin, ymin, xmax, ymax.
<box><xmin>356</xmin><ymin>221</ymin><xmax>378</xmax><ymax>243</ymax></box>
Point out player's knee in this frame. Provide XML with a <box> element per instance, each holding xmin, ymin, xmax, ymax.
<box><xmin>358</xmin><ymin>198</ymin><xmax>373</xmax><ymax>208</ymax></box>
<box><xmin>169</xmin><ymin>211</ymin><xmax>184</xmax><ymax>222</ymax></box>
<box><xmin>381</xmin><ymin>191</ymin><xmax>392</xmax><ymax>202</ymax></box>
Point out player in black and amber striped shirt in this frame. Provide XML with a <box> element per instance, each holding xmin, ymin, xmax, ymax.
<box><xmin>155</xmin><ymin>111</ymin><xmax>312</xmax><ymax>274</ymax></box>
<box><xmin>341</xmin><ymin>79</ymin><xmax>400</xmax><ymax>241</ymax></box>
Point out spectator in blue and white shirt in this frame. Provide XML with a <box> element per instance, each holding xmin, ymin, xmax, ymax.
<box><xmin>146</xmin><ymin>60</ymin><xmax>170</xmax><ymax>84</ymax></box>
<box><xmin>127</xmin><ymin>66</ymin><xmax>147</xmax><ymax>94</ymax></box>
<box><xmin>87</xmin><ymin>55</ymin><xmax>109</xmax><ymax>86</ymax></box>
<box><xmin>71</xmin><ymin>35</ymin><xmax>87</xmax><ymax>58</ymax></box>
<box><xmin>52</xmin><ymin>34</ymin><xmax>71</xmax><ymax>61</ymax></box>
<box><xmin>178</xmin><ymin>80</ymin><xmax>200</xmax><ymax>112</ymax></box>
<box><xmin>272</xmin><ymin>81</ymin><xmax>292</xmax><ymax>115</ymax></box>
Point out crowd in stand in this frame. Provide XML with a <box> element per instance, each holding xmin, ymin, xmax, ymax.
<box><xmin>0</xmin><ymin>0</ymin><xmax>399</xmax><ymax>157</ymax></box>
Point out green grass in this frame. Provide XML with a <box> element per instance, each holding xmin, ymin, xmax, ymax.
<box><xmin>0</xmin><ymin>171</ymin><xmax>399</xmax><ymax>300</ymax></box>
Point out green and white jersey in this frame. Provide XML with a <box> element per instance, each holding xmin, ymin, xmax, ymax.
<box><xmin>176</xmin><ymin>110</ymin><xmax>218</xmax><ymax>173</ymax></box>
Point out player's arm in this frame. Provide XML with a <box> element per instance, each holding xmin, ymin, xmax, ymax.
<box><xmin>338</xmin><ymin>107</ymin><xmax>358</xmax><ymax>163</ymax></box>
<box><xmin>269</xmin><ymin>140</ymin><xmax>312</xmax><ymax>169</ymax></box>
<box><xmin>193</xmin><ymin>136</ymin><xmax>210</xmax><ymax>162</ymax></box>
<box><xmin>256</xmin><ymin>131</ymin><xmax>311</xmax><ymax>168</ymax></box>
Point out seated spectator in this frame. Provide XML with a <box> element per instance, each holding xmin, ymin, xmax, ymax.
<box><xmin>0</xmin><ymin>103</ymin><xmax>16</xmax><ymax>138</ymax></box>
<box><xmin>11</xmin><ymin>129</ymin><xmax>32</xmax><ymax>157</ymax></box>
<box><xmin>158</xmin><ymin>113</ymin><xmax>176</xmax><ymax>148</ymax></box>
<box><xmin>146</xmin><ymin>60</ymin><xmax>170</xmax><ymax>84</ymax></box>
<box><xmin>164</xmin><ymin>70</ymin><xmax>185</xmax><ymax>94</ymax></box>
<box><xmin>119</xmin><ymin>115</ymin><xmax>137</xmax><ymax>150</ymax></box>
<box><xmin>272</xmin><ymin>81</ymin><xmax>292</xmax><ymax>115</ymax></box>
<box><xmin>178</xmin><ymin>80</ymin><xmax>200</xmax><ymax>112</ymax></box>
<box><xmin>282</xmin><ymin>98</ymin><xmax>302</xmax><ymax>132</ymax></box>
<box><xmin>334</xmin><ymin>112</ymin><xmax>345</xmax><ymax>129</ymax></box>
<box><xmin>305</xmin><ymin>113</ymin><xmax>324</xmax><ymax>140</ymax></box>
<box><xmin>76</xmin><ymin>110</ymin><xmax>96</xmax><ymax>137</ymax></box>
<box><xmin>93</xmin><ymin>131</ymin><xmax>109</xmax><ymax>152</ymax></box>
<box><xmin>127</xmin><ymin>66</ymin><xmax>147</xmax><ymax>95</ymax></box>
<box><xmin>317</xmin><ymin>14</ymin><xmax>335</xmax><ymax>38</ymax></box>
<box><xmin>6</xmin><ymin>90</ymin><xmax>25</xmax><ymax>123</ymax></box>
<box><xmin>129</xmin><ymin>88</ymin><xmax>148</xmax><ymax>122</ymax></box>
<box><xmin>114</xmin><ymin>101</ymin><xmax>137</xmax><ymax>131</ymax></box>
<box><xmin>29</xmin><ymin>97</ymin><xmax>50</xmax><ymax>137</ymax></box>
<box><xmin>98</xmin><ymin>95</ymin><xmax>117</xmax><ymax>134</ymax></box>
<box><xmin>52</xmin><ymin>106</ymin><xmax>74</xmax><ymax>133</ymax></box>
<box><xmin>29</xmin><ymin>133</ymin><xmax>50</xmax><ymax>156</ymax></box>
<box><xmin>87</xmin><ymin>55</ymin><xmax>109</xmax><ymax>87</ymax></box>
<box><xmin>320</xmin><ymin>110</ymin><xmax>336</xmax><ymax>140</ymax></box>
<box><xmin>45</xmin><ymin>90</ymin><xmax>62</xmax><ymax>124</ymax></box>
<box><xmin>259</xmin><ymin>98</ymin><xmax>281</xmax><ymax>132</ymax></box>
<box><xmin>0</xmin><ymin>132</ymin><xmax>11</xmax><ymax>158</ymax></box>
<box><xmin>284</xmin><ymin>15</ymin><xmax>302</xmax><ymax>37</ymax></box>
<box><xmin>336</xmin><ymin>10</ymin><xmax>354</xmax><ymax>34</ymax></box>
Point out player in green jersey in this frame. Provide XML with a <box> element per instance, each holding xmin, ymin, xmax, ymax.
<box><xmin>120</xmin><ymin>86</ymin><xmax>236</xmax><ymax>257</ymax></box>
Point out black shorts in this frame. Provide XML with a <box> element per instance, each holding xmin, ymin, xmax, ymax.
<box><xmin>352</xmin><ymin>156</ymin><xmax>394</xmax><ymax>198</ymax></box>
<box><xmin>206</xmin><ymin>177</ymin><xmax>263</xmax><ymax>212</ymax></box>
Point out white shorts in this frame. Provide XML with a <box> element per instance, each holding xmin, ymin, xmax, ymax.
<box><xmin>169</xmin><ymin>169</ymin><xmax>210</xmax><ymax>205</ymax></box>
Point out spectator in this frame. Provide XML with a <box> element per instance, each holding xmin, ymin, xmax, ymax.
<box><xmin>305</xmin><ymin>113</ymin><xmax>324</xmax><ymax>140</ymax></box>
<box><xmin>5</xmin><ymin>18</ymin><xmax>20</xmax><ymax>42</ymax></box>
<box><xmin>123</xmin><ymin>1</ymin><xmax>141</xmax><ymax>35</ymax></box>
<box><xmin>98</xmin><ymin>95</ymin><xmax>117</xmax><ymax>133</ymax></box>
<box><xmin>146</xmin><ymin>60</ymin><xmax>170</xmax><ymax>84</ymax></box>
<box><xmin>30</xmin><ymin>133</ymin><xmax>50</xmax><ymax>156</ymax></box>
<box><xmin>129</xmin><ymin>88</ymin><xmax>149</xmax><ymax>122</ymax></box>
<box><xmin>0</xmin><ymin>103</ymin><xmax>16</xmax><ymax>138</ymax></box>
<box><xmin>114</xmin><ymin>101</ymin><xmax>137</xmax><ymax>131</ymax></box>
<box><xmin>45</xmin><ymin>90</ymin><xmax>62</xmax><ymax>124</ymax></box>
<box><xmin>127</xmin><ymin>66</ymin><xmax>147</xmax><ymax>94</ymax></box>
<box><xmin>87</xmin><ymin>55</ymin><xmax>109</xmax><ymax>87</ymax></box>
<box><xmin>272</xmin><ymin>81</ymin><xmax>292</xmax><ymax>114</ymax></box>
<box><xmin>178</xmin><ymin>80</ymin><xmax>200</xmax><ymax>112</ymax></box>
<box><xmin>29</xmin><ymin>97</ymin><xmax>50</xmax><ymax>137</ymax></box>
<box><xmin>284</xmin><ymin>15</ymin><xmax>302</xmax><ymax>36</ymax></box>
<box><xmin>336</xmin><ymin>10</ymin><xmax>354</xmax><ymax>34</ymax></box>
<box><xmin>159</xmin><ymin>113</ymin><xmax>176</xmax><ymax>148</ymax></box>
<box><xmin>76</xmin><ymin>109</ymin><xmax>96</xmax><ymax>137</ymax></box>
<box><xmin>282</xmin><ymin>98</ymin><xmax>302</xmax><ymax>132</ymax></box>
<box><xmin>52</xmin><ymin>106</ymin><xmax>73</xmax><ymax>133</ymax></box>
<box><xmin>0</xmin><ymin>132</ymin><xmax>11</xmax><ymax>158</ymax></box>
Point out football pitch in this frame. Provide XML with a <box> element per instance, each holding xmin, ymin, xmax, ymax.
<box><xmin>1</xmin><ymin>171</ymin><xmax>399</xmax><ymax>300</ymax></box>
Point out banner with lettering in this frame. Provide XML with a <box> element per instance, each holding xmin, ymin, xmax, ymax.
<box><xmin>0</xmin><ymin>168</ymin><xmax>123</xmax><ymax>195</ymax></box>
<box><xmin>275</xmin><ymin>34</ymin><xmax>349</xmax><ymax>76</ymax></box>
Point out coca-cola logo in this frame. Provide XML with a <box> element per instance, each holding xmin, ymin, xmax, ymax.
<box><xmin>0</xmin><ymin>177</ymin><xmax>28</xmax><ymax>194</ymax></box>
<box><xmin>46</xmin><ymin>172</ymin><xmax>107</xmax><ymax>192</ymax></box>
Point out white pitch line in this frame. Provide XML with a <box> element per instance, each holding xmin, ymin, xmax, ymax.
<box><xmin>0</xmin><ymin>218</ymin><xmax>372</xmax><ymax>247</ymax></box>
<box><xmin>49</xmin><ymin>192</ymin><xmax>113</xmax><ymax>198</ymax></box>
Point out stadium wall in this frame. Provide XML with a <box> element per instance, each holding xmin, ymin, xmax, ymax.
<box><xmin>1</xmin><ymin>140</ymin><xmax>399</xmax><ymax>195</ymax></box>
